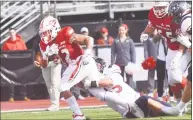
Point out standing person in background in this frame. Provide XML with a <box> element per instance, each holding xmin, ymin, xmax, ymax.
<box><xmin>34</xmin><ymin>16</ymin><xmax>62</xmax><ymax>111</ymax></box>
<box><xmin>2</xmin><ymin>28</ymin><xmax>27</xmax><ymax>50</ymax></box>
<box><xmin>80</xmin><ymin>27</ymin><xmax>89</xmax><ymax>36</ymax></box>
<box><xmin>149</xmin><ymin>33</ymin><xmax>174</xmax><ymax>102</ymax></box>
<box><xmin>153</xmin><ymin>34</ymin><xmax>172</xmax><ymax>101</ymax></box>
<box><xmin>2</xmin><ymin>28</ymin><xmax>30</xmax><ymax>102</ymax></box>
<box><xmin>142</xmin><ymin>35</ymin><xmax>157</xmax><ymax>97</ymax></box>
<box><xmin>111</xmin><ymin>24</ymin><xmax>136</xmax><ymax>89</ymax></box>
<box><xmin>97</xmin><ymin>27</ymin><xmax>114</xmax><ymax>45</ymax></box>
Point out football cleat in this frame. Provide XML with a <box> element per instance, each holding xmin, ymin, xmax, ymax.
<box><xmin>72</xmin><ymin>114</ymin><xmax>86</xmax><ymax>120</ymax></box>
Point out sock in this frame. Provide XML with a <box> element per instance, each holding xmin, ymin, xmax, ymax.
<box><xmin>177</xmin><ymin>101</ymin><xmax>186</xmax><ymax>110</ymax></box>
<box><xmin>66</xmin><ymin>96</ymin><xmax>82</xmax><ymax>115</ymax></box>
<box><xmin>104</xmin><ymin>91</ymin><xmax>128</xmax><ymax>109</ymax></box>
<box><xmin>176</xmin><ymin>98</ymin><xmax>181</xmax><ymax>103</ymax></box>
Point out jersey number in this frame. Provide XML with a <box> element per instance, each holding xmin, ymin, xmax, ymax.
<box><xmin>157</xmin><ymin>29</ymin><xmax>177</xmax><ymax>42</ymax></box>
<box><xmin>112</xmin><ymin>85</ymin><xmax>122</xmax><ymax>93</ymax></box>
<box><xmin>61</xmin><ymin>48</ymin><xmax>71</xmax><ymax>63</ymax></box>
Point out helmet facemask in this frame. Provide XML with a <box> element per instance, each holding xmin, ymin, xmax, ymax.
<box><xmin>39</xmin><ymin>30</ymin><xmax>52</xmax><ymax>44</ymax></box>
<box><xmin>153</xmin><ymin>2</ymin><xmax>169</xmax><ymax>18</ymax></box>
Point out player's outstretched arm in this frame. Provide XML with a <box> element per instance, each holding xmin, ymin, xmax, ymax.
<box><xmin>140</xmin><ymin>23</ymin><xmax>155</xmax><ymax>42</ymax></box>
<box><xmin>98</xmin><ymin>77</ymin><xmax>113</xmax><ymax>87</ymax></box>
<box><xmin>73</xmin><ymin>34</ymin><xmax>94</xmax><ymax>50</ymax></box>
<box><xmin>83</xmin><ymin>76</ymin><xmax>113</xmax><ymax>89</ymax></box>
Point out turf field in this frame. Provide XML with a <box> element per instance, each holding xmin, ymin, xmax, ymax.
<box><xmin>1</xmin><ymin>107</ymin><xmax>191</xmax><ymax>120</ymax></box>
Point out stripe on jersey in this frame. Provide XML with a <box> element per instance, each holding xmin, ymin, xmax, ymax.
<box><xmin>69</xmin><ymin>57</ymin><xmax>82</xmax><ymax>81</ymax></box>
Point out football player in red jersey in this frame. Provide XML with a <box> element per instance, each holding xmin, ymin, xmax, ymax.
<box><xmin>160</xmin><ymin>1</ymin><xmax>192</xmax><ymax>116</ymax></box>
<box><xmin>140</xmin><ymin>2</ymin><xmax>191</xmax><ymax>102</ymax></box>
<box><xmin>39</xmin><ymin>16</ymin><xmax>95</xmax><ymax>119</ymax></box>
<box><xmin>37</xmin><ymin>16</ymin><xmax>62</xmax><ymax>111</ymax></box>
<box><xmin>39</xmin><ymin>16</ymin><xmax>133</xmax><ymax>120</ymax></box>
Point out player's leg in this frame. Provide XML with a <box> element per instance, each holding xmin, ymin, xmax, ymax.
<box><xmin>182</xmin><ymin>65</ymin><xmax>192</xmax><ymax>103</ymax></box>
<box><xmin>126</xmin><ymin>96</ymin><xmax>172</xmax><ymax>118</ymax></box>
<box><xmin>42</xmin><ymin>67</ymin><xmax>53</xmax><ymax>109</ymax></box>
<box><xmin>166</xmin><ymin>49</ymin><xmax>190</xmax><ymax>102</ymax></box>
<box><xmin>106</xmin><ymin>101</ymin><xmax>126</xmax><ymax>117</ymax></box>
<box><xmin>60</xmin><ymin>56</ymin><xmax>98</xmax><ymax>119</ymax></box>
<box><xmin>177</xmin><ymin>80</ymin><xmax>191</xmax><ymax>109</ymax></box>
<box><xmin>88</xmin><ymin>88</ymin><xmax>129</xmax><ymax>111</ymax></box>
<box><xmin>169</xmin><ymin>50</ymin><xmax>191</xmax><ymax>102</ymax></box>
<box><xmin>162</xmin><ymin>68</ymin><xmax>192</xmax><ymax>116</ymax></box>
<box><xmin>49</xmin><ymin>63</ymin><xmax>62</xmax><ymax>109</ymax></box>
<box><xmin>60</xmin><ymin>63</ymin><xmax>84</xmax><ymax>119</ymax></box>
<box><xmin>156</xmin><ymin>59</ymin><xmax>165</xmax><ymax>99</ymax></box>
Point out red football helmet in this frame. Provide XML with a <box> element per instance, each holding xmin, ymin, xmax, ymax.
<box><xmin>153</xmin><ymin>2</ymin><xmax>169</xmax><ymax>18</ymax></box>
<box><xmin>63</xmin><ymin>26</ymin><xmax>75</xmax><ymax>43</ymax></box>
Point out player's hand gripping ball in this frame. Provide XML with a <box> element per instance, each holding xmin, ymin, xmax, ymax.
<box><xmin>34</xmin><ymin>52</ymin><xmax>48</xmax><ymax>68</ymax></box>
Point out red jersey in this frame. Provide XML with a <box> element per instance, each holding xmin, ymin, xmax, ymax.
<box><xmin>54</xmin><ymin>28</ymin><xmax>84</xmax><ymax>64</ymax></box>
<box><xmin>148</xmin><ymin>8</ymin><xmax>180</xmax><ymax>50</ymax></box>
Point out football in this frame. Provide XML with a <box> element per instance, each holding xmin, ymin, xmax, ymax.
<box><xmin>34</xmin><ymin>52</ymin><xmax>48</xmax><ymax>68</ymax></box>
<box><xmin>35</xmin><ymin>52</ymin><xmax>42</xmax><ymax>64</ymax></box>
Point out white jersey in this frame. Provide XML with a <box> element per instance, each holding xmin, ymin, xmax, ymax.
<box><xmin>104</xmin><ymin>70</ymin><xmax>140</xmax><ymax>103</ymax></box>
<box><xmin>180</xmin><ymin>13</ymin><xmax>192</xmax><ymax>40</ymax></box>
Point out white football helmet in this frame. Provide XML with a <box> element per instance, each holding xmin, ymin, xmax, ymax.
<box><xmin>153</xmin><ymin>2</ymin><xmax>169</xmax><ymax>18</ymax></box>
<box><xmin>39</xmin><ymin>16</ymin><xmax>61</xmax><ymax>44</ymax></box>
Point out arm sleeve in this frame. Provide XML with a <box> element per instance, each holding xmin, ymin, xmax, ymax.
<box><xmin>34</xmin><ymin>41</ymin><xmax>41</xmax><ymax>53</ymax></box>
<box><xmin>111</xmin><ymin>40</ymin><xmax>116</xmax><ymax>65</ymax></box>
<box><xmin>130</xmin><ymin>39</ymin><xmax>136</xmax><ymax>63</ymax></box>
<box><xmin>147</xmin><ymin>9</ymin><xmax>156</xmax><ymax>29</ymax></box>
<box><xmin>143</xmin><ymin>40</ymin><xmax>148</xmax><ymax>59</ymax></box>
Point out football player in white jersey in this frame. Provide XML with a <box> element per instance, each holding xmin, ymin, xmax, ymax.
<box><xmin>161</xmin><ymin>1</ymin><xmax>192</xmax><ymax>116</ymax></box>
<box><xmin>84</xmin><ymin>57</ymin><xmax>175</xmax><ymax>118</ymax></box>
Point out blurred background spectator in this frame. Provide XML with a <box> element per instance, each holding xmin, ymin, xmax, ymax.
<box><xmin>80</xmin><ymin>27</ymin><xmax>89</xmax><ymax>35</ymax></box>
<box><xmin>111</xmin><ymin>24</ymin><xmax>136</xmax><ymax>89</ymax></box>
<box><xmin>2</xmin><ymin>28</ymin><xmax>27</xmax><ymax>51</ymax></box>
<box><xmin>143</xmin><ymin>36</ymin><xmax>157</xmax><ymax>97</ymax></box>
<box><xmin>96</xmin><ymin>27</ymin><xmax>114</xmax><ymax>45</ymax></box>
<box><xmin>2</xmin><ymin>28</ymin><xmax>30</xmax><ymax>102</ymax></box>
<box><xmin>153</xmin><ymin>35</ymin><xmax>175</xmax><ymax>102</ymax></box>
